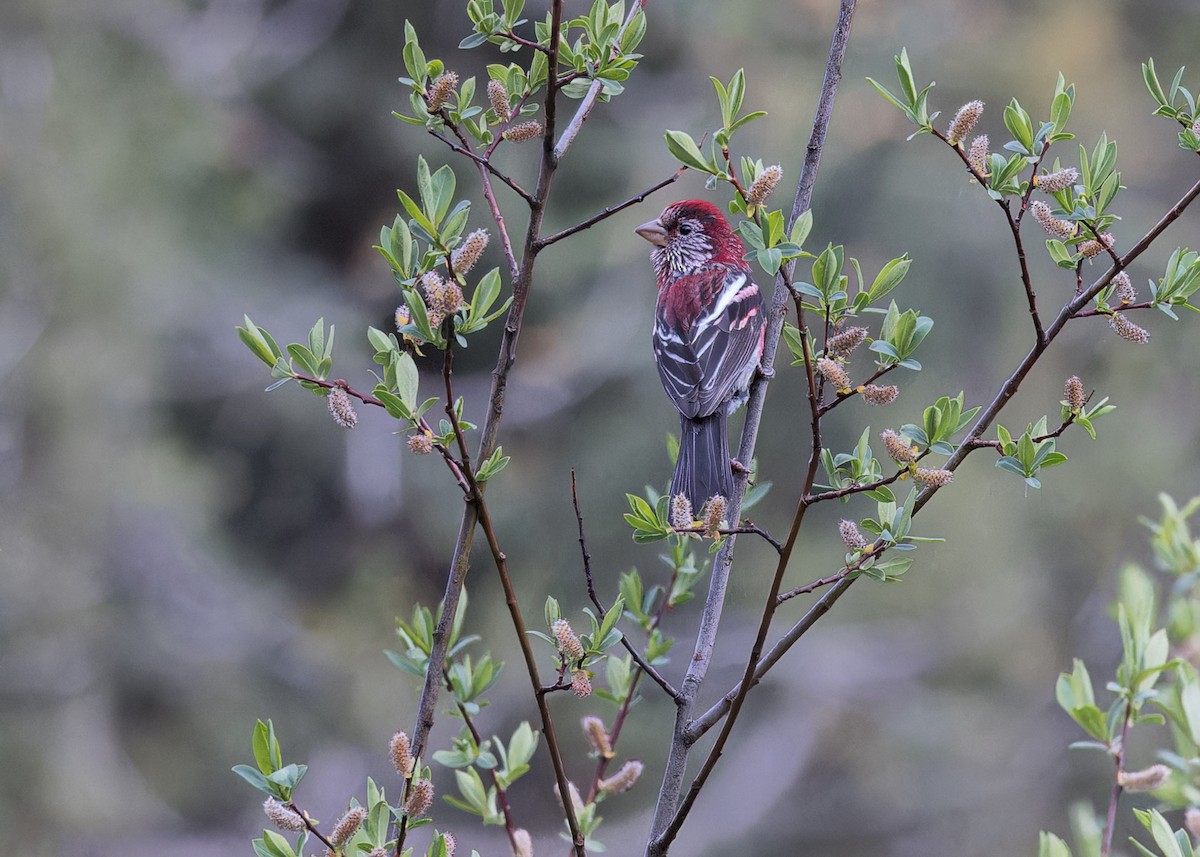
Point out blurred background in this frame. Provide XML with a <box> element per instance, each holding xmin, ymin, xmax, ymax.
<box><xmin>3</xmin><ymin>0</ymin><xmax>1200</xmax><ymax>854</ymax></box>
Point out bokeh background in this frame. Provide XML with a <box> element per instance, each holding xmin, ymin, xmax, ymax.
<box><xmin>3</xmin><ymin>0</ymin><xmax>1200</xmax><ymax>854</ymax></box>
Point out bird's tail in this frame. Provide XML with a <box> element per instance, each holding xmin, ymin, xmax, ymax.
<box><xmin>672</xmin><ymin>412</ymin><xmax>733</xmax><ymax>515</ymax></box>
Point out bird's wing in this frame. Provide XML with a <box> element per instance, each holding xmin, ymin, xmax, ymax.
<box><xmin>654</xmin><ymin>265</ymin><xmax>764</xmax><ymax>420</ymax></box>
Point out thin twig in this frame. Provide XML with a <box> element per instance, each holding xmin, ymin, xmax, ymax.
<box><xmin>570</xmin><ymin>470</ymin><xmax>680</xmax><ymax>699</ymax></box>
<box><xmin>536</xmin><ymin>167</ymin><xmax>687</xmax><ymax>249</ymax></box>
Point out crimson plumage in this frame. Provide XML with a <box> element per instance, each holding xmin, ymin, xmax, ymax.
<box><xmin>636</xmin><ymin>200</ymin><xmax>766</xmax><ymax>512</ymax></box>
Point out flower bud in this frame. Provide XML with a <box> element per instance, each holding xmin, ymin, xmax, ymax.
<box><xmin>451</xmin><ymin>229</ymin><xmax>489</xmax><ymax>276</ymax></box>
<box><xmin>440</xmin><ymin>832</ymin><xmax>458</xmax><ymax>857</ymax></box>
<box><xmin>1109</xmin><ymin>311</ymin><xmax>1149</xmax><ymax>343</ymax></box>
<box><xmin>839</xmin><ymin>519</ymin><xmax>869</xmax><ymax>551</ymax></box>
<box><xmin>816</xmin><ymin>357</ymin><xmax>851</xmax><ymax>392</ymax></box>
<box><xmin>408</xmin><ymin>433</ymin><xmax>434</xmax><ymax>455</ymax></box>
<box><xmin>1111</xmin><ymin>271</ymin><xmax>1136</xmax><ymax>304</ymax></box>
<box><xmin>826</xmin><ymin>326</ymin><xmax>868</xmax><ymax>360</ymax></box>
<box><xmin>555</xmin><ymin>781</ymin><xmax>585</xmax><ymax>815</ymax></box>
<box><xmin>571</xmin><ymin>669</ymin><xmax>592</xmax><ymax>698</ymax></box>
<box><xmin>1035</xmin><ymin>167</ymin><xmax>1079</xmax><ymax>193</ymax></box>
<box><xmin>861</xmin><ymin>384</ymin><xmax>899</xmax><ymax>406</ymax></box>
<box><xmin>881</xmin><ymin>429</ymin><xmax>917</xmax><ymax>463</ymax></box>
<box><xmin>327</xmin><ymin>384</ymin><xmax>358</xmax><ymax>429</ymax></box>
<box><xmin>405</xmin><ymin>779</ymin><xmax>434</xmax><ymax>817</ymax></box>
<box><xmin>1118</xmin><ymin>763</ymin><xmax>1170</xmax><ymax>793</ymax></box>
<box><xmin>913</xmin><ymin>468</ymin><xmax>953</xmax><ymax>488</ymax></box>
<box><xmin>1185</xmin><ymin>807</ymin><xmax>1200</xmax><ymax>840</ymax></box>
<box><xmin>746</xmin><ymin>164</ymin><xmax>783</xmax><ymax>207</ymax></box>
<box><xmin>553</xmin><ymin>619</ymin><xmax>584</xmax><ymax>661</ymax></box>
<box><xmin>488</xmin><ymin>79</ymin><xmax>511</xmax><ymax>122</ymax></box>
<box><xmin>669</xmin><ymin>493</ymin><xmax>694</xmax><ymax>529</ymax></box>
<box><xmin>582</xmin><ymin>715</ymin><xmax>613</xmax><ymax>759</ymax></box>
<box><xmin>390</xmin><ymin>730</ymin><xmax>414</xmax><ymax>777</ymax></box>
<box><xmin>512</xmin><ymin>828</ymin><xmax>534</xmax><ymax>857</ymax></box>
<box><xmin>1030</xmin><ymin>200</ymin><xmax>1077</xmax><ymax>239</ymax></box>
<box><xmin>1077</xmin><ymin>232</ymin><xmax>1114</xmax><ymax>257</ymax></box>
<box><xmin>426</xmin><ymin>72</ymin><xmax>458</xmax><ymax>113</ymax></box>
<box><xmin>263</xmin><ymin>798</ymin><xmax>306</xmax><ymax>831</ymax></box>
<box><xmin>503</xmin><ymin>120</ymin><xmax>544</xmax><ymax>143</ymax></box>
<box><xmin>1064</xmin><ymin>375</ymin><xmax>1085</xmax><ymax>411</ymax></box>
<box><xmin>598</xmin><ymin>759</ymin><xmax>644</xmax><ymax>795</ymax></box>
<box><xmin>968</xmin><ymin>135</ymin><xmax>990</xmax><ymax>177</ymax></box>
<box><xmin>947</xmin><ymin>100</ymin><xmax>984</xmax><ymax>145</ymax></box>
<box><xmin>330</xmin><ymin>806</ymin><xmax>367</xmax><ymax>846</ymax></box>
<box><xmin>702</xmin><ymin>494</ymin><xmax>727</xmax><ymax>538</ymax></box>
<box><xmin>1192</xmin><ymin>116</ymin><xmax>1200</xmax><ymax>137</ymax></box>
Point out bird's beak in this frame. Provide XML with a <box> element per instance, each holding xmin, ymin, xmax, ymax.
<box><xmin>635</xmin><ymin>218</ymin><xmax>668</xmax><ymax>247</ymax></box>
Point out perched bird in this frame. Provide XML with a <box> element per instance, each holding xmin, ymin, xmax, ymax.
<box><xmin>636</xmin><ymin>199</ymin><xmax>766</xmax><ymax>514</ymax></box>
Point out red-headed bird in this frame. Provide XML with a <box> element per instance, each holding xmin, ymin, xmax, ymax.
<box><xmin>636</xmin><ymin>200</ymin><xmax>766</xmax><ymax>514</ymax></box>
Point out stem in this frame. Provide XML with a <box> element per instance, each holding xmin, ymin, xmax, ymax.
<box><xmin>1100</xmin><ymin>699</ymin><xmax>1134</xmax><ymax>857</ymax></box>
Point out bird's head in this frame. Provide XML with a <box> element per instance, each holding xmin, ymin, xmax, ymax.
<box><xmin>636</xmin><ymin>199</ymin><xmax>746</xmax><ymax>284</ymax></box>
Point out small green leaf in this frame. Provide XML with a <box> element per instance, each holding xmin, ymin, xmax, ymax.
<box><xmin>663</xmin><ymin>130</ymin><xmax>715</xmax><ymax>173</ymax></box>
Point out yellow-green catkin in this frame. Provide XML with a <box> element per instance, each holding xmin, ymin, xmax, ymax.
<box><xmin>598</xmin><ymin>760</ymin><xmax>644</xmax><ymax>794</ymax></box>
<box><xmin>669</xmin><ymin>494</ymin><xmax>694</xmax><ymax>529</ymax></box>
<box><xmin>405</xmin><ymin>779</ymin><xmax>434</xmax><ymax>817</ymax></box>
<box><xmin>426</xmin><ymin>72</ymin><xmax>458</xmax><ymax>113</ymax></box>
<box><xmin>1118</xmin><ymin>764</ymin><xmax>1170</xmax><ymax>793</ymax></box>
<box><xmin>451</xmin><ymin>229</ymin><xmax>489</xmax><ymax>275</ymax></box>
<box><xmin>881</xmin><ymin>429</ymin><xmax>917</xmax><ymax>463</ymax></box>
<box><xmin>512</xmin><ymin>829</ymin><xmax>534</xmax><ymax>857</ymax></box>
<box><xmin>826</xmin><ymin>326</ymin><xmax>868</xmax><ymax>359</ymax></box>
<box><xmin>1112</xmin><ymin>271</ymin><xmax>1136</xmax><ymax>304</ymax></box>
<box><xmin>1065</xmin><ymin>375</ymin><xmax>1085</xmax><ymax>411</ymax></box>
<box><xmin>839</xmin><ymin>519</ymin><xmax>869</xmax><ymax>551</ymax></box>
<box><xmin>947</xmin><ymin>100</ymin><xmax>984</xmax><ymax>145</ymax></box>
<box><xmin>745</xmin><ymin>164</ymin><xmax>783</xmax><ymax>207</ymax></box>
<box><xmin>504</xmin><ymin>120</ymin><xmax>543</xmax><ymax>143</ymax></box>
<box><xmin>1109</xmin><ymin>311</ymin><xmax>1150</xmax><ymax>343</ymax></box>
<box><xmin>861</xmin><ymin>384</ymin><xmax>899</xmax><ymax>406</ymax></box>
<box><xmin>263</xmin><ymin>798</ymin><xmax>305</xmax><ymax>831</ymax></box>
<box><xmin>553</xmin><ymin>619</ymin><xmax>584</xmax><ymax>661</ymax></box>
<box><xmin>913</xmin><ymin>468</ymin><xmax>953</xmax><ymax>488</ymax></box>
<box><xmin>1030</xmin><ymin>201</ymin><xmax>1078</xmax><ymax>239</ymax></box>
<box><xmin>390</xmin><ymin>731</ymin><xmax>414</xmax><ymax>777</ymax></box>
<box><xmin>487</xmin><ymin>79</ymin><xmax>511</xmax><ymax>122</ymax></box>
<box><xmin>968</xmin><ymin>135</ymin><xmax>990</xmax><ymax>177</ymax></box>
<box><xmin>582</xmin><ymin>715</ymin><xmax>613</xmax><ymax>758</ymax></box>
<box><xmin>571</xmin><ymin>669</ymin><xmax>592</xmax><ymax>698</ymax></box>
<box><xmin>702</xmin><ymin>495</ymin><xmax>727</xmax><ymax>538</ymax></box>
<box><xmin>1035</xmin><ymin>167</ymin><xmax>1079</xmax><ymax>193</ymax></box>
<box><xmin>816</xmin><ymin>357</ymin><xmax>850</xmax><ymax>391</ymax></box>
<box><xmin>330</xmin><ymin>806</ymin><xmax>367</xmax><ymax>846</ymax></box>
<box><xmin>1078</xmin><ymin>232</ymin><xmax>1114</xmax><ymax>257</ymax></box>
<box><xmin>327</xmin><ymin>384</ymin><xmax>358</xmax><ymax>429</ymax></box>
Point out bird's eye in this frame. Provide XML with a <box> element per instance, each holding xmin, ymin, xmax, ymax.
<box><xmin>678</xmin><ymin>223</ymin><xmax>694</xmax><ymax>235</ymax></box>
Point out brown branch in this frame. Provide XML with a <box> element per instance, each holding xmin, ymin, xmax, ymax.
<box><xmin>536</xmin><ymin>167</ymin><xmax>687</xmax><ymax>249</ymax></box>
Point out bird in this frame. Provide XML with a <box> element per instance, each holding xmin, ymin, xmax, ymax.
<box><xmin>635</xmin><ymin>199</ymin><xmax>766</xmax><ymax>515</ymax></box>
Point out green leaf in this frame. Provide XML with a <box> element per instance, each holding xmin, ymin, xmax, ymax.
<box><xmin>232</xmin><ymin>764</ymin><xmax>273</xmax><ymax>795</ymax></box>
<box><xmin>663</xmin><ymin>130</ymin><xmax>715</xmax><ymax>173</ymax></box>
<box><xmin>1038</xmin><ymin>831</ymin><xmax>1073</xmax><ymax>857</ymax></box>
<box><xmin>395</xmin><ymin>351</ymin><xmax>419</xmax><ymax>412</ymax></box>
<box><xmin>867</xmin><ymin>255</ymin><xmax>911</xmax><ymax>303</ymax></box>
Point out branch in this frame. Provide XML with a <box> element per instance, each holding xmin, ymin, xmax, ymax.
<box><xmin>645</xmin><ymin>2</ymin><xmax>858</xmax><ymax>851</ymax></box>
<box><xmin>552</xmin><ymin>0</ymin><xmax>651</xmax><ymax>161</ymax></box>
<box><xmin>536</xmin><ymin>168</ymin><xmax>687</xmax><ymax>249</ymax></box>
